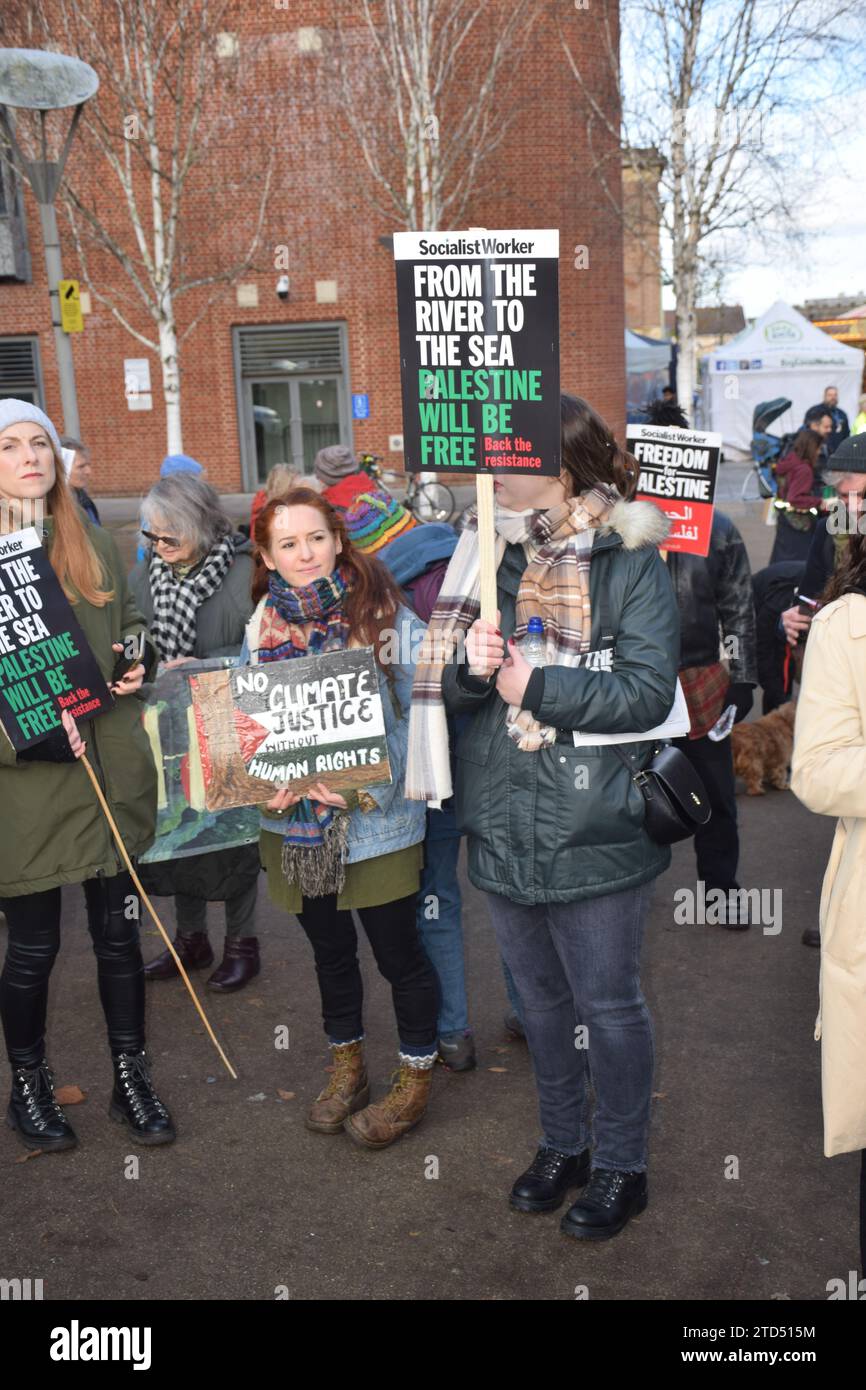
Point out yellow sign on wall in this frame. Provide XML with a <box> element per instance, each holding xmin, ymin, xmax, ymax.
<box><xmin>58</xmin><ymin>280</ymin><xmax>84</xmax><ymax>334</ymax></box>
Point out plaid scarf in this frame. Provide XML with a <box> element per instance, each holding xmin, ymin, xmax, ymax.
<box><xmin>406</xmin><ymin>486</ymin><xmax>619</xmax><ymax>805</ymax></box>
<box><xmin>148</xmin><ymin>532</ymin><xmax>237</xmax><ymax>660</ymax></box>
<box><xmin>258</xmin><ymin>565</ymin><xmax>352</xmax><ymax>897</ymax></box>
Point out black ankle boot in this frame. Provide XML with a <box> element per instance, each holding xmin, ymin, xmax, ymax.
<box><xmin>560</xmin><ymin>1167</ymin><xmax>648</xmax><ymax>1240</ymax></box>
<box><xmin>144</xmin><ymin>931</ymin><xmax>213</xmax><ymax>980</ymax></box>
<box><xmin>510</xmin><ymin>1145</ymin><xmax>591</xmax><ymax>1214</ymax></box>
<box><xmin>7</xmin><ymin>1060</ymin><xmax>78</xmax><ymax>1152</ymax></box>
<box><xmin>109</xmin><ymin>1051</ymin><xmax>176</xmax><ymax>1146</ymax></box>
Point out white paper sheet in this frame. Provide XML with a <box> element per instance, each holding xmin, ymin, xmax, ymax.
<box><xmin>571</xmin><ymin>678</ymin><xmax>691</xmax><ymax>746</ymax></box>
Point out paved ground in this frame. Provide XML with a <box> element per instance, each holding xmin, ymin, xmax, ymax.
<box><xmin>2</xmin><ymin>463</ymin><xmax>859</xmax><ymax>1302</ymax></box>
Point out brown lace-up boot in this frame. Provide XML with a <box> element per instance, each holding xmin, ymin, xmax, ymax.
<box><xmin>305</xmin><ymin>1041</ymin><xmax>369</xmax><ymax>1134</ymax></box>
<box><xmin>343</xmin><ymin>1060</ymin><xmax>433</xmax><ymax>1150</ymax></box>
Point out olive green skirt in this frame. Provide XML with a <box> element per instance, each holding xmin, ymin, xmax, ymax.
<box><xmin>260</xmin><ymin>830</ymin><xmax>423</xmax><ymax>913</ymax></box>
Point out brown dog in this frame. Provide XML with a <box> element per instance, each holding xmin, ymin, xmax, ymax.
<box><xmin>730</xmin><ymin>700</ymin><xmax>797</xmax><ymax>795</ymax></box>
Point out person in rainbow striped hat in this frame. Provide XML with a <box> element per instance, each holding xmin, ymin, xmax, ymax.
<box><xmin>342</xmin><ymin>489</ymin><xmax>418</xmax><ymax>553</ymax></box>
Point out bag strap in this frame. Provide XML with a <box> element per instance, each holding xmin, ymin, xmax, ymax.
<box><xmin>594</xmin><ymin>550</ymin><xmax>616</xmax><ymax>651</ymax></box>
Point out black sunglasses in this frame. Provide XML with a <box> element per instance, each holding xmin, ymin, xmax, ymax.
<box><xmin>142</xmin><ymin>529</ymin><xmax>182</xmax><ymax>549</ymax></box>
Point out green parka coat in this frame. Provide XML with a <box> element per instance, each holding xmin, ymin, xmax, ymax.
<box><xmin>442</xmin><ymin>498</ymin><xmax>680</xmax><ymax>906</ymax></box>
<box><xmin>0</xmin><ymin>522</ymin><xmax>157</xmax><ymax>897</ymax></box>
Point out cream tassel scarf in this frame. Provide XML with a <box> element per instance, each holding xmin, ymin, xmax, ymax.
<box><xmin>405</xmin><ymin>485</ymin><xmax>619</xmax><ymax>806</ymax></box>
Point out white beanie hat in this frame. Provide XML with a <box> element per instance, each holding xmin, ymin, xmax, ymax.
<box><xmin>0</xmin><ymin>399</ymin><xmax>63</xmax><ymax>457</ymax></box>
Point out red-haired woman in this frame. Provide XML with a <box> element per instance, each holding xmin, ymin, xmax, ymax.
<box><xmin>0</xmin><ymin>400</ymin><xmax>172</xmax><ymax>1153</ymax></box>
<box><xmin>239</xmin><ymin>489</ymin><xmax>439</xmax><ymax>1149</ymax></box>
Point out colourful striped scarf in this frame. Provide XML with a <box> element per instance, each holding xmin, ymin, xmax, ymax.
<box><xmin>259</xmin><ymin>566</ymin><xmax>352</xmax><ymax>895</ymax></box>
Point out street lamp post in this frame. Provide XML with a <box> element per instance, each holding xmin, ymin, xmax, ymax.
<box><xmin>0</xmin><ymin>48</ymin><xmax>99</xmax><ymax>436</ymax></box>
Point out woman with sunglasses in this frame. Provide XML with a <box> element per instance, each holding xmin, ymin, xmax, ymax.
<box><xmin>129</xmin><ymin>474</ymin><xmax>261</xmax><ymax>991</ymax></box>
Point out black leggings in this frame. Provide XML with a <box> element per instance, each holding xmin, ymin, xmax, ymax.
<box><xmin>295</xmin><ymin>892</ymin><xmax>439</xmax><ymax>1054</ymax></box>
<box><xmin>0</xmin><ymin>872</ymin><xmax>145</xmax><ymax>1068</ymax></box>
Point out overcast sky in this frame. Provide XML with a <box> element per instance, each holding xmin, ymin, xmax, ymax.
<box><xmin>667</xmin><ymin>120</ymin><xmax>866</xmax><ymax>318</ymax></box>
<box><xmin>632</xmin><ymin>11</ymin><xmax>866</xmax><ymax>322</ymax></box>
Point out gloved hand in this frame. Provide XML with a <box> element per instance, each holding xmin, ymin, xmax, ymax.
<box><xmin>725</xmin><ymin>682</ymin><xmax>754</xmax><ymax>724</ymax></box>
<box><xmin>18</xmin><ymin>726</ymin><xmax>79</xmax><ymax>763</ymax></box>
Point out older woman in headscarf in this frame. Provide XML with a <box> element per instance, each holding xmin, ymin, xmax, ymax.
<box><xmin>129</xmin><ymin>473</ymin><xmax>262</xmax><ymax>991</ymax></box>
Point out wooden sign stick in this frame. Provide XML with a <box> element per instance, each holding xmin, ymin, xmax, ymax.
<box><xmin>476</xmin><ymin>473</ymin><xmax>498</xmax><ymax>624</ymax></box>
<box><xmin>80</xmin><ymin>753</ymin><xmax>238</xmax><ymax>1080</ymax></box>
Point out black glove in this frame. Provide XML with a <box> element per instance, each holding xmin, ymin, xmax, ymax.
<box><xmin>725</xmin><ymin>682</ymin><xmax>754</xmax><ymax>724</ymax></box>
<box><xmin>17</xmin><ymin>724</ymin><xmax>78</xmax><ymax>763</ymax></box>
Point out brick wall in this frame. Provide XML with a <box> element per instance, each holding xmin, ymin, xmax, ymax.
<box><xmin>0</xmin><ymin>0</ymin><xmax>625</xmax><ymax>495</ymax></box>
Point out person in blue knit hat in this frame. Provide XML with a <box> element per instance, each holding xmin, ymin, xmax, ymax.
<box><xmin>160</xmin><ymin>454</ymin><xmax>204</xmax><ymax>478</ymax></box>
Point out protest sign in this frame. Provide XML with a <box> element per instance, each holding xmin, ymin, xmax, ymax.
<box><xmin>189</xmin><ymin>647</ymin><xmax>391</xmax><ymax>812</ymax></box>
<box><xmin>394</xmin><ymin>229</ymin><xmax>560</xmax><ymax>476</ymax></box>
<box><xmin>627</xmin><ymin>424</ymin><xmax>722</xmax><ymax>556</ymax></box>
<box><xmin>394</xmin><ymin>228</ymin><xmax>560</xmax><ymax>619</ymax></box>
<box><xmin>139</xmin><ymin>659</ymin><xmax>259</xmax><ymax>864</ymax></box>
<box><xmin>0</xmin><ymin>527</ymin><xmax>112</xmax><ymax>752</ymax></box>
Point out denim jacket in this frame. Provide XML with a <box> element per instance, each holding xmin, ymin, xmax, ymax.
<box><xmin>238</xmin><ymin>599</ymin><xmax>427</xmax><ymax>864</ymax></box>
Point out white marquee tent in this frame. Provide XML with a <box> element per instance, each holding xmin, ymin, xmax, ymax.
<box><xmin>699</xmin><ymin>300</ymin><xmax>864</xmax><ymax>456</ymax></box>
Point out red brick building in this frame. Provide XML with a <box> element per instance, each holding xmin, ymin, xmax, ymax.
<box><xmin>0</xmin><ymin>1</ymin><xmax>625</xmax><ymax>495</ymax></box>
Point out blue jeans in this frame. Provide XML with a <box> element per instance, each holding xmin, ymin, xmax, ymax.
<box><xmin>485</xmin><ymin>882</ymin><xmax>655</xmax><ymax>1172</ymax></box>
<box><xmin>415</xmin><ymin>805</ymin><xmax>468</xmax><ymax>1035</ymax></box>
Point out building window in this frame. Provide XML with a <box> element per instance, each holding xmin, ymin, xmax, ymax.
<box><xmin>0</xmin><ymin>158</ymin><xmax>31</xmax><ymax>283</ymax></box>
<box><xmin>233</xmin><ymin>322</ymin><xmax>351</xmax><ymax>489</ymax></box>
<box><xmin>0</xmin><ymin>337</ymin><xmax>44</xmax><ymax>405</ymax></box>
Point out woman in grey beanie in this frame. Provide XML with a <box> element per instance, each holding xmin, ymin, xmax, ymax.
<box><xmin>0</xmin><ymin>400</ymin><xmax>174</xmax><ymax>1153</ymax></box>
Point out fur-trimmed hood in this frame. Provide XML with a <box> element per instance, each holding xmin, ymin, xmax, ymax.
<box><xmin>599</xmin><ymin>497</ymin><xmax>671</xmax><ymax>550</ymax></box>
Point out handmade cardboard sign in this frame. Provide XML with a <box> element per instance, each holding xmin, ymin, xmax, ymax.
<box><xmin>0</xmin><ymin>527</ymin><xmax>112</xmax><ymax>751</ymax></box>
<box><xmin>627</xmin><ymin>424</ymin><xmax>722</xmax><ymax>557</ymax></box>
<box><xmin>189</xmin><ymin>647</ymin><xmax>392</xmax><ymax>812</ymax></box>
<box><xmin>140</xmin><ymin>659</ymin><xmax>259</xmax><ymax>864</ymax></box>
<box><xmin>394</xmin><ymin>229</ymin><xmax>560</xmax><ymax>476</ymax></box>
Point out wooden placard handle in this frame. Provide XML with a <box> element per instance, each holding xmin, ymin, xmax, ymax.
<box><xmin>80</xmin><ymin>754</ymin><xmax>238</xmax><ymax>1079</ymax></box>
<box><xmin>476</xmin><ymin>474</ymin><xmax>498</xmax><ymax>624</ymax></box>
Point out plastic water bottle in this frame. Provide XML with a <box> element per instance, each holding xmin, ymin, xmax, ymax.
<box><xmin>520</xmin><ymin>616</ymin><xmax>546</xmax><ymax>667</ymax></box>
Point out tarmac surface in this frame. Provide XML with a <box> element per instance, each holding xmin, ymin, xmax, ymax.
<box><xmin>1</xmin><ymin>460</ymin><xmax>858</xmax><ymax>1302</ymax></box>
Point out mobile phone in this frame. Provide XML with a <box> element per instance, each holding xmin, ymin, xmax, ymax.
<box><xmin>111</xmin><ymin>632</ymin><xmax>145</xmax><ymax>684</ymax></box>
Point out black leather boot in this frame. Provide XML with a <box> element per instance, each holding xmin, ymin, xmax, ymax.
<box><xmin>109</xmin><ymin>1051</ymin><xmax>176</xmax><ymax>1145</ymax></box>
<box><xmin>560</xmin><ymin>1167</ymin><xmax>648</xmax><ymax>1240</ymax></box>
<box><xmin>206</xmin><ymin>937</ymin><xmax>260</xmax><ymax>992</ymax></box>
<box><xmin>510</xmin><ymin>1145</ymin><xmax>591</xmax><ymax>1214</ymax></box>
<box><xmin>144</xmin><ymin>931</ymin><xmax>213</xmax><ymax>980</ymax></box>
<box><xmin>6</xmin><ymin>1060</ymin><xmax>78</xmax><ymax>1152</ymax></box>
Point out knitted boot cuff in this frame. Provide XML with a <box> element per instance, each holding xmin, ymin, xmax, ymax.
<box><xmin>399</xmin><ymin>1051</ymin><xmax>437</xmax><ymax>1070</ymax></box>
<box><xmin>330</xmin><ymin>1036</ymin><xmax>364</xmax><ymax>1048</ymax></box>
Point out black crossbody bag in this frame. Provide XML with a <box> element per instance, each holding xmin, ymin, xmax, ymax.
<box><xmin>593</xmin><ymin>577</ymin><xmax>711</xmax><ymax>846</ymax></box>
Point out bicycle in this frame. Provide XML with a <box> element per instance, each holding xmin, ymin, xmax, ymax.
<box><xmin>357</xmin><ymin>454</ymin><xmax>455</xmax><ymax>524</ymax></box>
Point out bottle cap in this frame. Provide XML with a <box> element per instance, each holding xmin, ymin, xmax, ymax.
<box><xmin>527</xmin><ymin>617</ymin><xmax>544</xmax><ymax>634</ymax></box>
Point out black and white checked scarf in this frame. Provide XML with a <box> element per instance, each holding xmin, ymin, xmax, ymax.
<box><xmin>147</xmin><ymin>532</ymin><xmax>237</xmax><ymax>660</ymax></box>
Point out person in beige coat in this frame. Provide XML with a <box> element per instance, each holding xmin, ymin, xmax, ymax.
<box><xmin>791</xmin><ymin>531</ymin><xmax>866</xmax><ymax>1272</ymax></box>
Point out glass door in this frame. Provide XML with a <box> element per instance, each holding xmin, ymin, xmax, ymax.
<box><xmin>250</xmin><ymin>382</ymin><xmax>293</xmax><ymax>486</ymax></box>
<box><xmin>296</xmin><ymin>378</ymin><xmax>341</xmax><ymax>474</ymax></box>
<box><xmin>246</xmin><ymin>377</ymin><xmax>343</xmax><ymax>486</ymax></box>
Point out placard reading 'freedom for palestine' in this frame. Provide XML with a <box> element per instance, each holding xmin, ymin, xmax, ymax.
<box><xmin>394</xmin><ymin>229</ymin><xmax>560</xmax><ymax>475</ymax></box>
<box><xmin>0</xmin><ymin>528</ymin><xmax>112</xmax><ymax>752</ymax></box>
<box><xmin>189</xmin><ymin>648</ymin><xmax>392</xmax><ymax>812</ymax></box>
<box><xmin>627</xmin><ymin>424</ymin><xmax>722</xmax><ymax>557</ymax></box>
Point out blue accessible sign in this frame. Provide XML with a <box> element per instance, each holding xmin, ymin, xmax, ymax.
<box><xmin>352</xmin><ymin>393</ymin><xmax>370</xmax><ymax>420</ymax></box>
